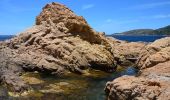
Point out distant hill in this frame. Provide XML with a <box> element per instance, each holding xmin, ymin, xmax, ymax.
<box><xmin>112</xmin><ymin>25</ymin><xmax>170</xmax><ymax>36</ymax></box>
<box><xmin>156</xmin><ymin>25</ymin><xmax>170</xmax><ymax>35</ymax></box>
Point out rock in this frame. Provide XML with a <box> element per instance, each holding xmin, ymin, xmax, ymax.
<box><xmin>0</xmin><ymin>86</ymin><xmax>8</xmax><ymax>99</ymax></box>
<box><xmin>105</xmin><ymin>76</ymin><xmax>162</xmax><ymax>100</ymax></box>
<box><xmin>105</xmin><ymin>61</ymin><xmax>170</xmax><ymax>100</ymax></box>
<box><xmin>116</xmin><ymin>42</ymin><xmax>145</xmax><ymax>59</ymax></box>
<box><xmin>105</xmin><ymin>37</ymin><xmax>170</xmax><ymax>100</ymax></box>
<box><xmin>0</xmin><ymin>48</ymin><xmax>29</xmax><ymax>92</ymax></box>
<box><xmin>8</xmin><ymin>2</ymin><xmax>116</xmax><ymax>73</ymax></box>
<box><xmin>137</xmin><ymin>37</ymin><xmax>170</xmax><ymax>69</ymax></box>
<box><xmin>108</xmin><ymin>37</ymin><xmax>146</xmax><ymax>66</ymax></box>
<box><xmin>0</xmin><ymin>2</ymin><xmax>116</xmax><ymax>92</ymax></box>
<box><xmin>21</xmin><ymin>75</ymin><xmax>44</xmax><ymax>85</ymax></box>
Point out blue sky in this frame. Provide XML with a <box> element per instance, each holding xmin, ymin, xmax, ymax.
<box><xmin>0</xmin><ymin>0</ymin><xmax>170</xmax><ymax>35</ymax></box>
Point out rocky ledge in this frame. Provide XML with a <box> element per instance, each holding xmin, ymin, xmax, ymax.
<box><xmin>105</xmin><ymin>37</ymin><xmax>170</xmax><ymax>100</ymax></box>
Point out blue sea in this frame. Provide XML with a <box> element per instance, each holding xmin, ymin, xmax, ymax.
<box><xmin>0</xmin><ymin>35</ymin><xmax>168</xmax><ymax>42</ymax></box>
<box><xmin>111</xmin><ymin>35</ymin><xmax>168</xmax><ymax>42</ymax></box>
<box><xmin>0</xmin><ymin>35</ymin><xmax>14</xmax><ymax>41</ymax></box>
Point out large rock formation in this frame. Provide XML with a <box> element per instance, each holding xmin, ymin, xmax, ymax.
<box><xmin>0</xmin><ymin>2</ymin><xmax>116</xmax><ymax>92</ymax></box>
<box><xmin>105</xmin><ymin>37</ymin><xmax>170</xmax><ymax>100</ymax></box>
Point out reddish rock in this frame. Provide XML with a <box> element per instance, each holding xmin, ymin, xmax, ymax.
<box><xmin>105</xmin><ymin>76</ymin><xmax>162</xmax><ymax>100</ymax></box>
<box><xmin>137</xmin><ymin>37</ymin><xmax>170</xmax><ymax>69</ymax></box>
<box><xmin>112</xmin><ymin>40</ymin><xmax>146</xmax><ymax>66</ymax></box>
<box><xmin>0</xmin><ymin>2</ymin><xmax>116</xmax><ymax>92</ymax></box>
<box><xmin>105</xmin><ymin>37</ymin><xmax>170</xmax><ymax>100</ymax></box>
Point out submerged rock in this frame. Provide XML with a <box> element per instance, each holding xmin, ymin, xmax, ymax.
<box><xmin>105</xmin><ymin>37</ymin><xmax>170</xmax><ymax>100</ymax></box>
<box><xmin>0</xmin><ymin>86</ymin><xmax>8</xmax><ymax>99</ymax></box>
<box><xmin>0</xmin><ymin>2</ymin><xmax>116</xmax><ymax>92</ymax></box>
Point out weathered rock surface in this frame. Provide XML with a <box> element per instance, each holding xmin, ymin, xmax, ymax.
<box><xmin>137</xmin><ymin>37</ymin><xmax>170</xmax><ymax>69</ymax></box>
<box><xmin>105</xmin><ymin>37</ymin><xmax>170</xmax><ymax>100</ymax></box>
<box><xmin>0</xmin><ymin>2</ymin><xmax>116</xmax><ymax>92</ymax></box>
<box><xmin>0</xmin><ymin>47</ymin><xmax>29</xmax><ymax>92</ymax></box>
<box><xmin>110</xmin><ymin>38</ymin><xmax>146</xmax><ymax>66</ymax></box>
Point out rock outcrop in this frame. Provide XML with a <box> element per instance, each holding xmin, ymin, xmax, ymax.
<box><xmin>137</xmin><ymin>37</ymin><xmax>170</xmax><ymax>69</ymax></box>
<box><xmin>0</xmin><ymin>47</ymin><xmax>29</xmax><ymax>92</ymax></box>
<box><xmin>105</xmin><ymin>37</ymin><xmax>170</xmax><ymax>100</ymax></box>
<box><xmin>0</xmin><ymin>2</ymin><xmax>117</xmax><ymax>92</ymax></box>
<box><xmin>109</xmin><ymin>38</ymin><xmax>146</xmax><ymax>66</ymax></box>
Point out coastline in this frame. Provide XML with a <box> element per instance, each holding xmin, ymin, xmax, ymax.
<box><xmin>0</xmin><ymin>2</ymin><xmax>170</xmax><ymax>100</ymax></box>
<box><xmin>108</xmin><ymin>34</ymin><xmax>170</xmax><ymax>36</ymax></box>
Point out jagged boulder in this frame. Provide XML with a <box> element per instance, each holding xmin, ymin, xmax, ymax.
<box><xmin>0</xmin><ymin>2</ymin><xmax>116</xmax><ymax>92</ymax></box>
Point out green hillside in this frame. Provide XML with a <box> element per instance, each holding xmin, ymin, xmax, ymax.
<box><xmin>113</xmin><ymin>25</ymin><xmax>170</xmax><ymax>35</ymax></box>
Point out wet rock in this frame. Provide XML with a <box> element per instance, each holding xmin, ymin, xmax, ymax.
<box><xmin>0</xmin><ymin>86</ymin><xmax>8</xmax><ymax>100</ymax></box>
<box><xmin>21</xmin><ymin>74</ymin><xmax>44</xmax><ymax>85</ymax></box>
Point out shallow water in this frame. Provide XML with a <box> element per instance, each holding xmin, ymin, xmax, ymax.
<box><xmin>1</xmin><ymin>67</ymin><xmax>137</xmax><ymax>100</ymax></box>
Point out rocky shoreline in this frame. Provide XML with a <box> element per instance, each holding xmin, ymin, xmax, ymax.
<box><xmin>0</xmin><ymin>2</ymin><xmax>169</xmax><ymax>100</ymax></box>
<box><xmin>105</xmin><ymin>37</ymin><xmax>170</xmax><ymax>100</ymax></box>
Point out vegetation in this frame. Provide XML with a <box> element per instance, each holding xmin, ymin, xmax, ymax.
<box><xmin>156</xmin><ymin>25</ymin><xmax>170</xmax><ymax>35</ymax></box>
<box><xmin>113</xmin><ymin>25</ymin><xmax>170</xmax><ymax>35</ymax></box>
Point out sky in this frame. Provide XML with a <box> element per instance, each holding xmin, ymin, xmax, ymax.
<box><xmin>0</xmin><ymin>0</ymin><xmax>170</xmax><ymax>35</ymax></box>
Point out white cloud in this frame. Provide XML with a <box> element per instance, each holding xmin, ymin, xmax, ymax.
<box><xmin>153</xmin><ymin>14</ymin><xmax>170</xmax><ymax>19</ymax></box>
<box><xmin>82</xmin><ymin>4</ymin><xmax>94</xmax><ymax>10</ymax></box>
<box><xmin>105</xmin><ymin>14</ymin><xmax>170</xmax><ymax>25</ymax></box>
<box><xmin>140</xmin><ymin>14</ymin><xmax>170</xmax><ymax>19</ymax></box>
<box><xmin>127</xmin><ymin>1</ymin><xmax>170</xmax><ymax>10</ymax></box>
<box><xmin>106</xmin><ymin>19</ymin><xmax>113</xmax><ymax>23</ymax></box>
